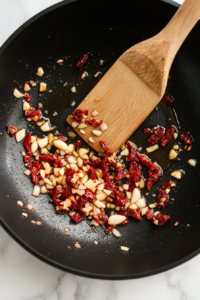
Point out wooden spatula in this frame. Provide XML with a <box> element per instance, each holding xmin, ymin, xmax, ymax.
<box><xmin>67</xmin><ymin>0</ymin><xmax>200</xmax><ymax>155</ymax></box>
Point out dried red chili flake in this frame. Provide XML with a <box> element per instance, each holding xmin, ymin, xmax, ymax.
<box><xmin>75</xmin><ymin>53</ymin><xmax>88</xmax><ymax>71</ymax></box>
<box><xmin>99</xmin><ymin>141</ymin><xmax>113</xmax><ymax>156</ymax></box>
<box><xmin>143</xmin><ymin>128</ymin><xmax>150</xmax><ymax>134</ymax></box>
<box><xmin>127</xmin><ymin>208</ymin><xmax>141</xmax><ymax>221</ymax></box>
<box><xmin>31</xmin><ymin>171</ymin><xmax>39</xmax><ymax>185</ymax></box>
<box><xmin>115</xmin><ymin>196</ymin><xmax>129</xmax><ymax>206</ymax></box>
<box><xmin>105</xmin><ymin>224</ymin><xmax>114</xmax><ymax>235</ymax></box>
<box><xmin>180</xmin><ymin>132</ymin><xmax>194</xmax><ymax>145</ymax></box>
<box><xmin>156</xmin><ymin>189</ymin><xmax>168</xmax><ymax>209</ymax></box>
<box><xmin>115</xmin><ymin>166</ymin><xmax>126</xmax><ymax>181</ymax></box>
<box><xmin>86</xmin><ymin>119</ymin><xmax>103</xmax><ymax>128</ymax></box>
<box><xmin>94</xmin><ymin>217</ymin><xmax>100</xmax><ymax>225</ymax></box>
<box><xmin>71</xmin><ymin>211</ymin><xmax>85</xmax><ymax>223</ymax></box>
<box><xmin>71</xmin><ymin>109</ymin><xmax>88</xmax><ymax>122</ymax></box>
<box><xmin>161</xmin><ymin>180</ymin><xmax>172</xmax><ymax>190</ymax></box>
<box><xmin>7</xmin><ymin>126</ymin><xmax>18</xmax><ymax>137</ymax></box>
<box><xmin>126</xmin><ymin>141</ymin><xmax>138</xmax><ymax>162</ymax></box>
<box><xmin>148</xmin><ymin>127</ymin><xmax>165</xmax><ymax>145</ymax></box>
<box><xmin>163</xmin><ymin>94</ymin><xmax>174</xmax><ymax>105</ymax></box>
<box><xmin>89</xmin><ymin>166</ymin><xmax>96</xmax><ymax>180</ymax></box>
<box><xmin>74</xmin><ymin>140</ymin><xmax>82</xmax><ymax>148</ymax></box>
<box><xmin>25</xmin><ymin>108</ymin><xmax>41</xmax><ymax>120</ymax></box>
<box><xmin>23</xmin><ymin>133</ymin><xmax>32</xmax><ymax>156</ymax></box>
<box><xmin>160</xmin><ymin>127</ymin><xmax>175</xmax><ymax>147</ymax></box>
<box><xmin>25</xmin><ymin>93</ymin><xmax>32</xmax><ymax>103</ymax></box>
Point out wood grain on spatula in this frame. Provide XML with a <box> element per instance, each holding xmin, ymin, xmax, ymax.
<box><xmin>67</xmin><ymin>0</ymin><xmax>200</xmax><ymax>155</ymax></box>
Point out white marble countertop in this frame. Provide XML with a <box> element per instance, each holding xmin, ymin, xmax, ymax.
<box><xmin>1</xmin><ymin>0</ymin><xmax>200</xmax><ymax>299</ymax></box>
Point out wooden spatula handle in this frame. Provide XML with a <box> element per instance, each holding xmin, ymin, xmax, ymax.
<box><xmin>159</xmin><ymin>0</ymin><xmax>200</xmax><ymax>66</ymax></box>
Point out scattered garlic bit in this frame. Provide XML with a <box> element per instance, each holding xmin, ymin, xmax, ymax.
<box><xmin>154</xmin><ymin>211</ymin><xmax>160</xmax><ymax>216</ymax></box>
<box><xmin>171</xmin><ymin>170</ymin><xmax>182</xmax><ymax>179</ymax></box>
<box><xmin>39</xmin><ymin>82</ymin><xmax>47</xmax><ymax>92</ymax></box>
<box><xmin>56</xmin><ymin>59</ymin><xmax>63</xmax><ymax>64</ymax></box>
<box><xmin>146</xmin><ymin>144</ymin><xmax>159</xmax><ymax>153</ymax></box>
<box><xmin>24</xmin><ymin>169</ymin><xmax>31</xmax><ymax>176</ymax></box>
<box><xmin>64</xmin><ymin>227</ymin><xmax>68</xmax><ymax>232</ymax></box>
<box><xmin>23</xmin><ymin>101</ymin><xmax>30</xmax><ymax>111</ymax></box>
<box><xmin>30</xmin><ymin>81</ymin><xmax>36</xmax><ymax>86</ymax></box>
<box><xmin>169</xmin><ymin>149</ymin><xmax>177</xmax><ymax>160</ymax></box>
<box><xmin>17</xmin><ymin>201</ymin><xmax>23</xmax><ymax>208</ymax></box>
<box><xmin>89</xmin><ymin>137</ymin><xmax>94</xmax><ymax>143</ymax></box>
<box><xmin>126</xmin><ymin>191</ymin><xmax>131</xmax><ymax>200</ymax></box>
<box><xmin>36</xmin><ymin>67</ymin><xmax>44</xmax><ymax>77</ymax></box>
<box><xmin>71</xmin><ymin>121</ymin><xmax>79</xmax><ymax>128</ymax></box>
<box><xmin>135</xmin><ymin>197</ymin><xmax>146</xmax><ymax>208</ymax></box>
<box><xmin>71</xmin><ymin>101</ymin><xmax>76</xmax><ymax>107</ymax></box>
<box><xmin>31</xmin><ymin>141</ymin><xmax>38</xmax><ymax>153</ymax></box>
<box><xmin>123</xmin><ymin>184</ymin><xmax>129</xmax><ymax>190</ymax></box>
<box><xmin>92</xmin><ymin>130</ymin><xmax>102</xmax><ymax>136</ymax></box>
<box><xmin>188</xmin><ymin>159</ymin><xmax>197</xmax><ymax>167</ymax></box>
<box><xmin>94</xmin><ymin>71</ymin><xmax>101</xmax><ymax>78</ymax></box>
<box><xmin>149</xmin><ymin>203</ymin><xmax>156</xmax><ymax>208</ymax></box>
<box><xmin>121</xmin><ymin>246</ymin><xmax>129</xmax><ymax>252</ymax></box>
<box><xmin>53</xmin><ymin>140</ymin><xmax>68</xmax><ymax>151</ymax></box>
<box><xmin>92</xmin><ymin>110</ymin><xmax>99</xmax><ymax>117</ymax></box>
<box><xmin>131</xmin><ymin>188</ymin><xmax>141</xmax><ymax>204</ymax></box>
<box><xmin>26</xmin><ymin>204</ymin><xmax>33</xmax><ymax>211</ymax></box>
<box><xmin>120</xmin><ymin>148</ymin><xmax>129</xmax><ymax>156</ymax></box>
<box><xmin>108</xmin><ymin>215</ymin><xmax>126</xmax><ymax>225</ymax></box>
<box><xmin>71</xmin><ymin>86</ymin><xmax>76</xmax><ymax>93</ymax></box>
<box><xmin>112</xmin><ymin>228</ymin><xmax>121</xmax><ymax>238</ymax></box>
<box><xmin>165</xmin><ymin>188</ymin><xmax>170</xmax><ymax>194</ymax></box>
<box><xmin>78</xmin><ymin>123</ymin><xmax>87</xmax><ymax>129</ymax></box>
<box><xmin>35</xmin><ymin>221</ymin><xmax>42</xmax><ymax>225</ymax></box>
<box><xmin>174</xmin><ymin>222</ymin><xmax>179</xmax><ymax>226</ymax></box>
<box><xmin>100</xmin><ymin>60</ymin><xmax>104</xmax><ymax>65</ymax></box>
<box><xmin>171</xmin><ymin>182</ymin><xmax>176</xmax><ymax>187</ymax></box>
<box><xmin>22</xmin><ymin>213</ymin><xmax>28</xmax><ymax>218</ymax></box>
<box><xmin>173</xmin><ymin>144</ymin><xmax>179</xmax><ymax>150</ymax></box>
<box><xmin>13</xmin><ymin>88</ymin><xmax>24</xmax><ymax>98</ymax></box>
<box><xmin>79</xmin><ymin>148</ymin><xmax>89</xmax><ymax>158</ymax></box>
<box><xmin>75</xmin><ymin>242</ymin><xmax>81</xmax><ymax>248</ymax></box>
<box><xmin>94</xmin><ymin>240</ymin><xmax>98</xmax><ymax>245</ymax></box>
<box><xmin>81</xmin><ymin>72</ymin><xmax>87</xmax><ymax>80</ymax></box>
<box><xmin>141</xmin><ymin>207</ymin><xmax>148</xmax><ymax>216</ymax></box>
<box><xmin>187</xmin><ymin>145</ymin><xmax>192</xmax><ymax>151</ymax></box>
<box><xmin>80</xmin><ymin>129</ymin><xmax>85</xmax><ymax>134</ymax></box>
<box><xmin>100</xmin><ymin>123</ymin><xmax>108</xmax><ymax>132</ymax></box>
<box><xmin>40</xmin><ymin>121</ymin><xmax>50</xmax><ymax>132</ymax></box>
<box><xmin>15</xmin><ymin>128</ymin><xmax>26</xmax><ymax>142</ymax></box>
<box><xmin>32</xmin><ymin>185</ymin><xmax>40</xmax><ymax>197</ymax></box>
<box><xmin>173</xmin><ymin>132</ymin><xmax>178</xmax><ymax>139</ymax></box>
<box><xmin>139</xmin><ymin>178</ymin><xmax>145</xmax><ymax>189</ymax></box>
<box><xmin>24</xmin><ymin>83</ymin><xmax>31</xmax><ymax>92</ymax></box>
<box><xmin>38</xmin><ymin>137</ymin><xmax>48</xmax><ymax>149</ymax></box>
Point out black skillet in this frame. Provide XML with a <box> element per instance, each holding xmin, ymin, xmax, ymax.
<box><xmin>1</xmin><ymin>0</ymin><xmax>200</xmax><ymax>280</ymax></box>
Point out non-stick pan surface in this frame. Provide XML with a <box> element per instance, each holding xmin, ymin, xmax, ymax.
<box><xmin>1</xmin><ymin>0</ymin><xmax>200</xmax><ymax>279</ymax></box>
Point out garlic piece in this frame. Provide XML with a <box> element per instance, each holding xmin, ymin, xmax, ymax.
<box><xmin>131</xmin><ymin>188</ymin><xmax>141</xmax><ymax>204</ymax></box>
<box><xmin>89</xmin><ymin>137</ymin><xmax>94</xmax><ymax>143</ymax></box>
<box><xmin>173</xmin><ymin>132</ymin><xmax>178</xmax><ymax>139</ymax></box>
<box><xmin>188</xmin><ymin>159</ymin><xmax>197</xmax><ymax>167</ymax></box>
<box><xmin>112</xmin><ymin>228</ymin><xmax>121</xmax><ymax>238</ymax></box>
<box><xmin>78</xmin><ymin>148</ymin><xmax>89</xmax><ymax>158</ymax></box>
<box><xmin>100</xmin><ymin>123</ymin><xmax>108</xmax><ymax>132</ymax></box>
<box><xmin>71</xmin><ymin>121</ymin><xmax>79</xmax><ymax>128</ymax></box>
<box><xmin>36</xmin><ymin>67</ymin><xmax>44</xmax><ymax>77</ymax></box>
<box><xmin>78</xmin><ymin>123</ymin><xmax>87</xmax><ymax>129</ymax></box>
<box><xmin>13</xmin><ymin>88</ymin><xmax>24</xmax><ymax>98</ymax></box>
<box><xmin>121</xmin><ymin>246</ymin><xmax>129</xmax><ymax>251</ymax></box>
<box><xmin>39</xmin><ymin>82</ymin><xmax>47</xmax><ymax>92</ymax></box>
<box><xmin>108</xmin><ymin>215</ymin><xmax>126</xmax><ymax>225</ymax></box>
<box><xmin>24</xmin><ymin>83</ymin><xmax>31</xmax><ymax>92</ymax></box>
<box><xmin>146</xmin><ymin>144</ymin><xmax>159</xmax><ymax>153</ymax></box>
<box><xmin>53</xmin><ymin>140</ymin><xmax>68</xmax><ymax>151</ymax></box>
<box><xmin>94</xmin><ymin>200</ymin><xmax>105</xmax><ymax>209</ymax></box>
<box><xmin>71</xmin><ymin>86</ymin><xmax>76</xmax><ymax>93</ymax></box>
<box><xmin>171</xmin><ymin>170</ymin><xmax>182</xmax><ymax>179</ymax></box>
<box><xmin>15</xmin><ymin>128</ymin><xmax>26</xmax><ymax>142</ymax></box>
<box><xmin>80</xmin><ymin>129</ymin><xmax>85</xmax><ymax>134</ymax></box>
<box><xmin>32</xmin><ymin>185</ymin><xmax>40</xmax><ymax>197</ymax></box>
<box><xmin>135</xmin><ymin>197</ymin><xmax>146</xmax><ymax>208</ymax></box>
<box><xmin>169</xmin><ymin>149</ymin><xmax>177</xmax><ymax>160</ymax></box>
<box><xmin>38</xmin><ymin>137</ymin><xmax>48</xmax><ymax>149</ymax></box>
<box><xmin>92</xmin><ymin>110</ymin><xmax>99</xmax><ymax>117</ymax></box>
<box><xmin>31</xmin><ymin>141</ymin><xmax>38</xmax><ymax>153</ymax></box>
<box><xmin>92</xmin><ymin>130</ymin><xmax>102</xmax><ymax>136</ymax></box>
<box><xmin>120</xmin><ymin>148</ymin><xmax>129</xmax><ymax>156</ymax></box>
<box><xmin>40</xmin><ymin>121</ymin><xmax>50</xmax><ymax>132</ymax></box>
<box><xmin>23</xmin><ymin>101</ymin><xmax>30</xmax><ymax>111</ymax></box>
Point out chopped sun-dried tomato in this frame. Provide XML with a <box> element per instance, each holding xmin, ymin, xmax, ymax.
<box><xmin>91</xmin><ymin>157</ymin><xmax>101</xmax><ymax>168</ymax></box>
<box><xmin>89</xmin><ymin>166</ymin><xmax>96</xmax><ymax>180</ymax></box>
<box><xmin>75</xmin><ymin>53</ymin><xmax>88</xmax><ymax>71</ymax></box>
<box><xmin>128</xmin><ymin>170</ymin><xmax>141</xmax><ymax>182</ymax></box>
<box><xmin>31</xmin><ymin>171</ymin><xmax>39</xmax><ymax>185</ymax></box>
<box><xmin>130</xmin><ymin>161</ymin><xmax>142</xmax><ymax>174</ymax></box>
<box><xmin>86</xmin><ymin>119</ymin><xmax>103</xmax><ymax>128</ymax></box>
<box><xmin>148</xmin><ymin>127</ymin><xmax>165</xmax><ymax>145</ymax></box>
<box><xmin>146</xmin><ymin>209</ymin><xmax>170</xmax><ymax>226</ymax></box>
<box><xmin>57</xmin><ymin>133</ymin><xmax>67</xmax><ymax>142</ymax></box>
<box><xmin>71</xmin><ymin>211</ymin><xmax>85</xmax><ymax>223</ymax></box>
<box><xmin>127</xmin><ymin>208</ymin><xmax>141</xmax><ymax>220</ymax></box>
<box><xmin>7</xmin><ymin>126</ymin><xmax>18</xmax><ymax>137</ymax></box>
<box><xmin>160</xmin><ymin>127</ymin><xmax>175</xmax><ymax>147</ymax></box>
<box><xmin>25</xmin><ymin>108</ymin><xmax>41</xmax><ymax>120</ymax></box>
<box><xmin>161</xmin><ymin>180</ymin><xmax>172</xmax><ymax>190</ymax></box>
<box><xmin>74</xmin><ymin>140</ymin><xmax>82</xmax><ymax>148</ymax></box>
<box><xmin>115</xmin><ymin>196</ymin><xmax>129</xmax><ymax>206</ymax></box>
<box><xmin>146</xmin><ymin>209</ymin><xmax>154</xmax><ymax>220</ymax></box>
<box><xmin>71</xmin><ymin>109</ymin><xmax>88</xmax><ymax>122</ymax></box>
<box><xmin>126</xmin><ymin>141</ymin><xmax>138</xmax><ymax>162</ymax></box>
<box><xmin>115</xmin><ymin>166</ymin><xmax>126</xmax><ymax>181</ymax></box>
<box><xmin>99</xmin><ymin>141</ymin><xmax>113</xmax><ymax>156</ymax></box>
<box><xmin>23</xmin><ymin>133</ymin><xmax>32</xmax><ymax>156</ymax></box>
<box><xmin>25</xmin><ymin>93</ymin><xmax>32</xmax><ymax>103</ymax></box>
<box><xmin>163</xmin><ymin>94</ymin><xmax>174</xmax><ymax>105</ymax></box>
<box><xmin>180</xmin><ymin>132</ymin><xmax>194</xmax><ymax>145</ymax></box>
<box><xmin>39</xmin><ymin>154</ymin><xmax>57</xmax><ymax>164</ymax></box>
<box><xmin>100</xmin><ymin>158</ymin><xmax>108</xmax><ymax>174</ymax></box>
<box><xmin>105</xmin><ymin>224</ymin><xmax>114</xmax><ymax>235</ymax></box>
<box><xmin>138</xmin><ymin>155</ymin><xmax>154</xmax><ymax>168</ymax></box>
<box><xmin>156</xmin><ymin>189</ymin><xmax>168</xmax><ymax>209</ymax></box>
<box><xmin>85</xmin><ymin>189</ymin><xmax>96</xmax><ymax>202</ymax></box>
<box><xmin>145</xmin><ymin>165</ymin><xmax>162</xmax><ymax>191</ymax></box>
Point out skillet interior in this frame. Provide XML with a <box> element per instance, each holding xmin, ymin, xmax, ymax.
<box><xmin>0</xmin><ymin>0</ymin><xmax>200</xmax><ymax>279</ymax></box>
